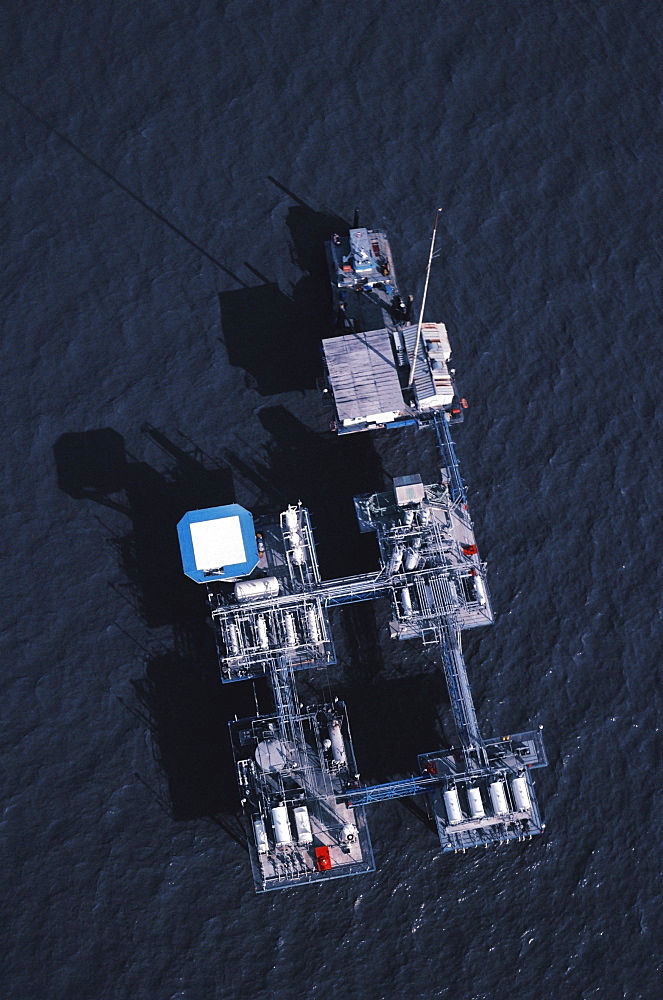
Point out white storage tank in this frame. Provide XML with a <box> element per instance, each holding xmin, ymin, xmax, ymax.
<box><xmin>489</xmin><ymin>778</ymin><xmax>509</xmax><ymax>816</ymax></box>
<box><xmin>234</xmin><ymin>577</ymin><xmax>280</xmax><ymax>601</ymax></box>
<box><xmin>387</xmin><ymin>544</ymin><xmax>404</xmax><ymax>575</ymax></box>
<box><xmin>474</xmin><ymin>573</ymin><xmax>487</xmax><ymax>606</ymax></box>
<box><xmin>306</xmin><ymin>607</ymin><xmax>320</xmax><ymax>643</ymax></box>
<box><xmin>253</xmin><ymin>817</ymin><xmax>269</xmax><ymax>854</ymax></box>
<box><xmin>270</xmin><ymin>803</ymin><xmax>292</xmax><ymax>845</ymax></box>
<box><xmin>256</xmin><ymin>615</ymin><xmax>269</xmax><ymax>649</ymax></box>
<box><xmin>328</xmin><ymin>719</ymin><xmax>347</xmax><ymax>764</ymax></box>
<box><xmin>467</xmin><ymin>784</ymin><xmax>485</xmax><ymax>819</ymax></box>
<box><xmin>226</xmin><ymin>623</ymin><xmax>241</xmax><ymax>656</ymax></box>
<box><xmin>404</xmin><ymin>547</ymin><xmax>420</xmax><ymax>571</ymax></box>
<box><xmin>510</xmin><ymin>771</ymin><xmax>532</xmax><ymax>813</ymax></box>
<box><xmin>443</xmin><ymin>783</ymin><xmax>463</xmax><ymax>825</ymax></box>
<box><xmin>293</xmin><ymin>805</ymin><xmax>313</xmax><ymax>845</ymax></box>
<box><xmin>284</xmin><ymin>613</ymin><xmax>298</xmax><ymax>646</ymax></box>
<box><xmin>284</xmin><ymin>506</ymin><xmax>299</xmax><ymax>531</ymax></box>
<box><xmin>291</xmin><ymin>542</ymin><xmax>306</xmax><ymax>566</ymax></box>
<box><xmin>400</xmin><ymin>587</ymin><xmax>413</xmax><ymax>616</ymax></box>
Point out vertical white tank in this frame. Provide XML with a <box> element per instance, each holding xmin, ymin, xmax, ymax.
<box><xmin>226</xmin><ymin>624</ymin><xmax>241</xmax><ymax>656</ymax></box>
<box><xmin>293</xmin><ymin>805</ymin><xmax>313</xmax><ymax>845</ymax></box>
<box><xmin>418</xmin><ymin>506</ymin><xmax>431</xmax><ymax>527</ymax></box>
<box><xmin>284</xmin><ymin>613</ymin><xmax>298</xmax><ymax>646</ymax></box>
<box><xmin>342</xmin><ymin>823</ymin><xmax>357</xmax><ymax>843</ymax></box>
<box><xmin>443</xmin><ymin>784</ymin><xmax>463</xmax><ymax>825</ymax></box>
<box><xmin>256</xmin><ymin>615</ymin><xmax>269</xmax><ymax>649</ymax></box>
<box><xmin>328</xmin><ymin>720</ymin><xmax>347</xmax><ymax>764</ymax></box>
<box><xmin>400</xmin><ymin>587</ymin><xmax>413</xmax><ymax>616</ymax></box>
<box><xmin>270</xmin><ymin>803</ymin><xmax>292</xmax><ymax>845</ymax></box>
<box><xmin>291</xmin><ymin>543</ymin><xmax>306</xmax><ymax>566</ymax></box>
<box><xmin>467</xmin><ymin>785</ymin><xmax>485</xmax><ymax>819</ymax></box>
<box><xmin>489</xmin><ymin>779</ymin><xmax>509</xmax><ymax>816</ymax></box>
<box><xmin>306</xmin><ymin>607</ymin><xmax>320</xmax><ymax>643</ymax></box>
<box><xmin>474</xmin><ymin>573</ymin><xmax>487</xmax><ymax>606</ymax></box>
<box><xmin>402</xmin><ymin>509</ymin><xmax>415</xmax><ymax>526</ymax></box>
<box><xmin>510</xmin><ymin>771</ymin><xmax>531</xmax><ymax>813</ymax></box>
<box><xmin>253</xmin><ymin>817</ymin><xmax>269</xmax><ymax>854</ymax></box>
<box><xmin>404</xmin><ymin>547</ymin><xmax>420</xmax><ymax>571</ymax></box>
<box><xmin>387</xmin><ymin>544</ymin><xmax>404</xmax><ymax>575</ymax></box>
<box><xmin>284</xmin><ymin>506</ymin><xmax>299</xmax><ymax>531</ymax></box>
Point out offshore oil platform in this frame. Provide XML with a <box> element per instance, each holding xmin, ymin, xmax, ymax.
<box><xmin>177</xmin><ymin>211</ymin><xmax>546</xmax><ymax>892</ymax></box>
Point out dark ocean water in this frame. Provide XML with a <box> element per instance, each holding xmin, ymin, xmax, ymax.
<box><xmin>2</xmin><ymin>2</ymin><xmax>660</xmax><ymax>998</ymax></box>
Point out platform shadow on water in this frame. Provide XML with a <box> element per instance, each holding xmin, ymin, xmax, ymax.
<box><xmin>53</xmin><ymin>426</ymin><xmax>259</xmax><ymax>823</ymax></box>
<box><xmin>219</xmin><ymin>190</ymin><xmax>348</xmax><ymax>395</ymax></box>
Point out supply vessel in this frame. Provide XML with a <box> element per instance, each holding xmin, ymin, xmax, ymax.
<box><xmin>177</xmin><ymin>210</ymin><xmax>546</xmax><ymax>892</ymax></box>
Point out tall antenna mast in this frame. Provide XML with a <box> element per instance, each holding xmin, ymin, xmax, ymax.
<box><xmin>407</xmin><ymin>208</ymin><xmax>442</xmax><ymax>389</ymax></box>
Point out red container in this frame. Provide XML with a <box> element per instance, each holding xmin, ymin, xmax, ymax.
<box><xmin>315</xmin><ymin>846</ymin><xmax>332</xmax><ymax>871</ymax></box>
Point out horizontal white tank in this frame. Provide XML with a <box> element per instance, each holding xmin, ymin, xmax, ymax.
<box><xmin>306</xmin><ymin>607</ymin><xmax>320</xmax><ymax>643</ymax></box>
<box><xmin>510</xmin><ymin>772</ymin><xmax>531</xmax><ymax>813</ymax></box>
<box><xmin>400</xmin><ymin>587</ymin><xmax>413</xmax><ymax>616</ymax></box>
<box><xmin>284</xmin><ymin>506</ymin><xmax>299</xmax><ymax>531</ymax></box>
<box><xmin>328</xmin><ymin>720</ymin><xmax>347</xmax><ymax>764</ymax></box>
<box><xmin>270</xmin><ymin>804</ymin><xmax>292</xmax><ymax>845</ymax></box>
<box><xmin>293</xmin><ymin>805</ymin><xmax>313</xmax><ymax>845</ymax></box>
<box><xmin>253</xmin><ymin>817</ymin><xmax>269</xmax><ymax>854</ymax></box>
<box><xmin>467</xmin><ymin>785</ymin><xmax>485</xmax><ymax>819</ymax></box>
<box><xmin>489</xmin><ymin>779</ymin><xmax>509</xmax><ymax>816</ymax></box>
<box><xmin>234</xmin><ymin>577</ymin><xmax>280</xmax><ymax>601</ymax></box>
<box><xmin>256</xmin><ymin>615</ymin><xmax>269</xmax><ymax>649</ymax></box>
<box><xmin>443</xmin><ymin>784</ymin><xmax>463</xmax><ymax>825</ymax></box>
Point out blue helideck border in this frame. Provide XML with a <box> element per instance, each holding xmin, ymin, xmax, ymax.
<box><xmin>177</xmin><ymin>504</ymin><xmax>259</xmax><ymax>583</ymax></box>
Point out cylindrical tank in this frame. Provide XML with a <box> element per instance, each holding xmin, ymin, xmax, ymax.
<box><xmin>404</xmin><ymin>547</ymin><xmax>420</xmax><ymax>571</ymax></box>
<box><xmin>284</xmin><ymin>506</ymin><xmax>299</xmax><ymax>531</ymax></box>
<box><xmin>306</xmin><ymin>607</ymin><xmax>320</xmax><ymax>643</ymax></box>
<box><xmin>400</xmin><ymin>587</ymin><xmax>413</xmax><ymax>616</ymax></box>
<box><xmin>328</xmin><ymin>719</ymin><xmax>347</xmax><ymax>764</ymax></box>
<box><xmin>234</xmin><ymin>577</ymin><xmax>280</xmax><ymax>601</ymax></box>
<box><xmin>510</xmin><ymin>771</ymin><xmax>531</xmax><ymax>813</ymax></box>
<box><xmin>342</xmin><ymin>823</ymin><xmax>357</xmax><ymax>843</ymax></box>
<box><xmin>253</xmin><ymin>817</ymin><xmax>269</xmax><ymax>854</ymax></box>
<box><xmin>387</xmin><ymin>544</ymin><xmax>404</xmax><ymax>575</ymax></box>
<box><xmin>226</xmin><ymin>624</ymin><xmax>241</xmax><ymax>656</ymax></box>
<box><xmin>443</xmin><ymin>783</ymin><xmax>463</xmax><ymax>825</ymax></box>
<box><xmin>489</xmin><ymin>779</ymin><xmax>509</xmax><ymax>816</ymax></box>
<box><xmin>402</xmin><ymin>509</ymin><xmax>415</xmax><ymax>526</ymax></box>
<box><xmin>467</xmin><ymin>785</ymin><xmax>485</xmax><ymax>819</ymax></box>
<box><xmin>270</xmin><ymin>804</ymin><xmax>292</xmax><ymax>845</ymax></box>
<box><xmin>256</xmin><ymin>615</ymin><xmax>269</xmax><ymax>649</ymax></box>
<box><xmin>291</xmin><ymin>543</ymin><xmax>306</xmax><ymax>566</ymax></box>
<box><xmin>474</xmin><ymin>573</ymin><xmax>487</xmax><ymax>606</ymax></box>
<box><xmin>418</xmin><ymin>506</ymin><xmax>430</xmax><ymax>527</ymax></box>
<box><xmin>293</xmin><ymin>805</ymin><xmax>313</xmax><ymax>845</ymax></box>
<box><xmin>284</xmin><ymin>613</ymin><xmax>298</xmax><ymax>646</ymax></box>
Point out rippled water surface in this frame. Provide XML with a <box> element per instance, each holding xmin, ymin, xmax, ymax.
<box><xmin>2</xmin><ymin>3</ymin><xmax>660</xmax><ymax>998</ymax></box>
